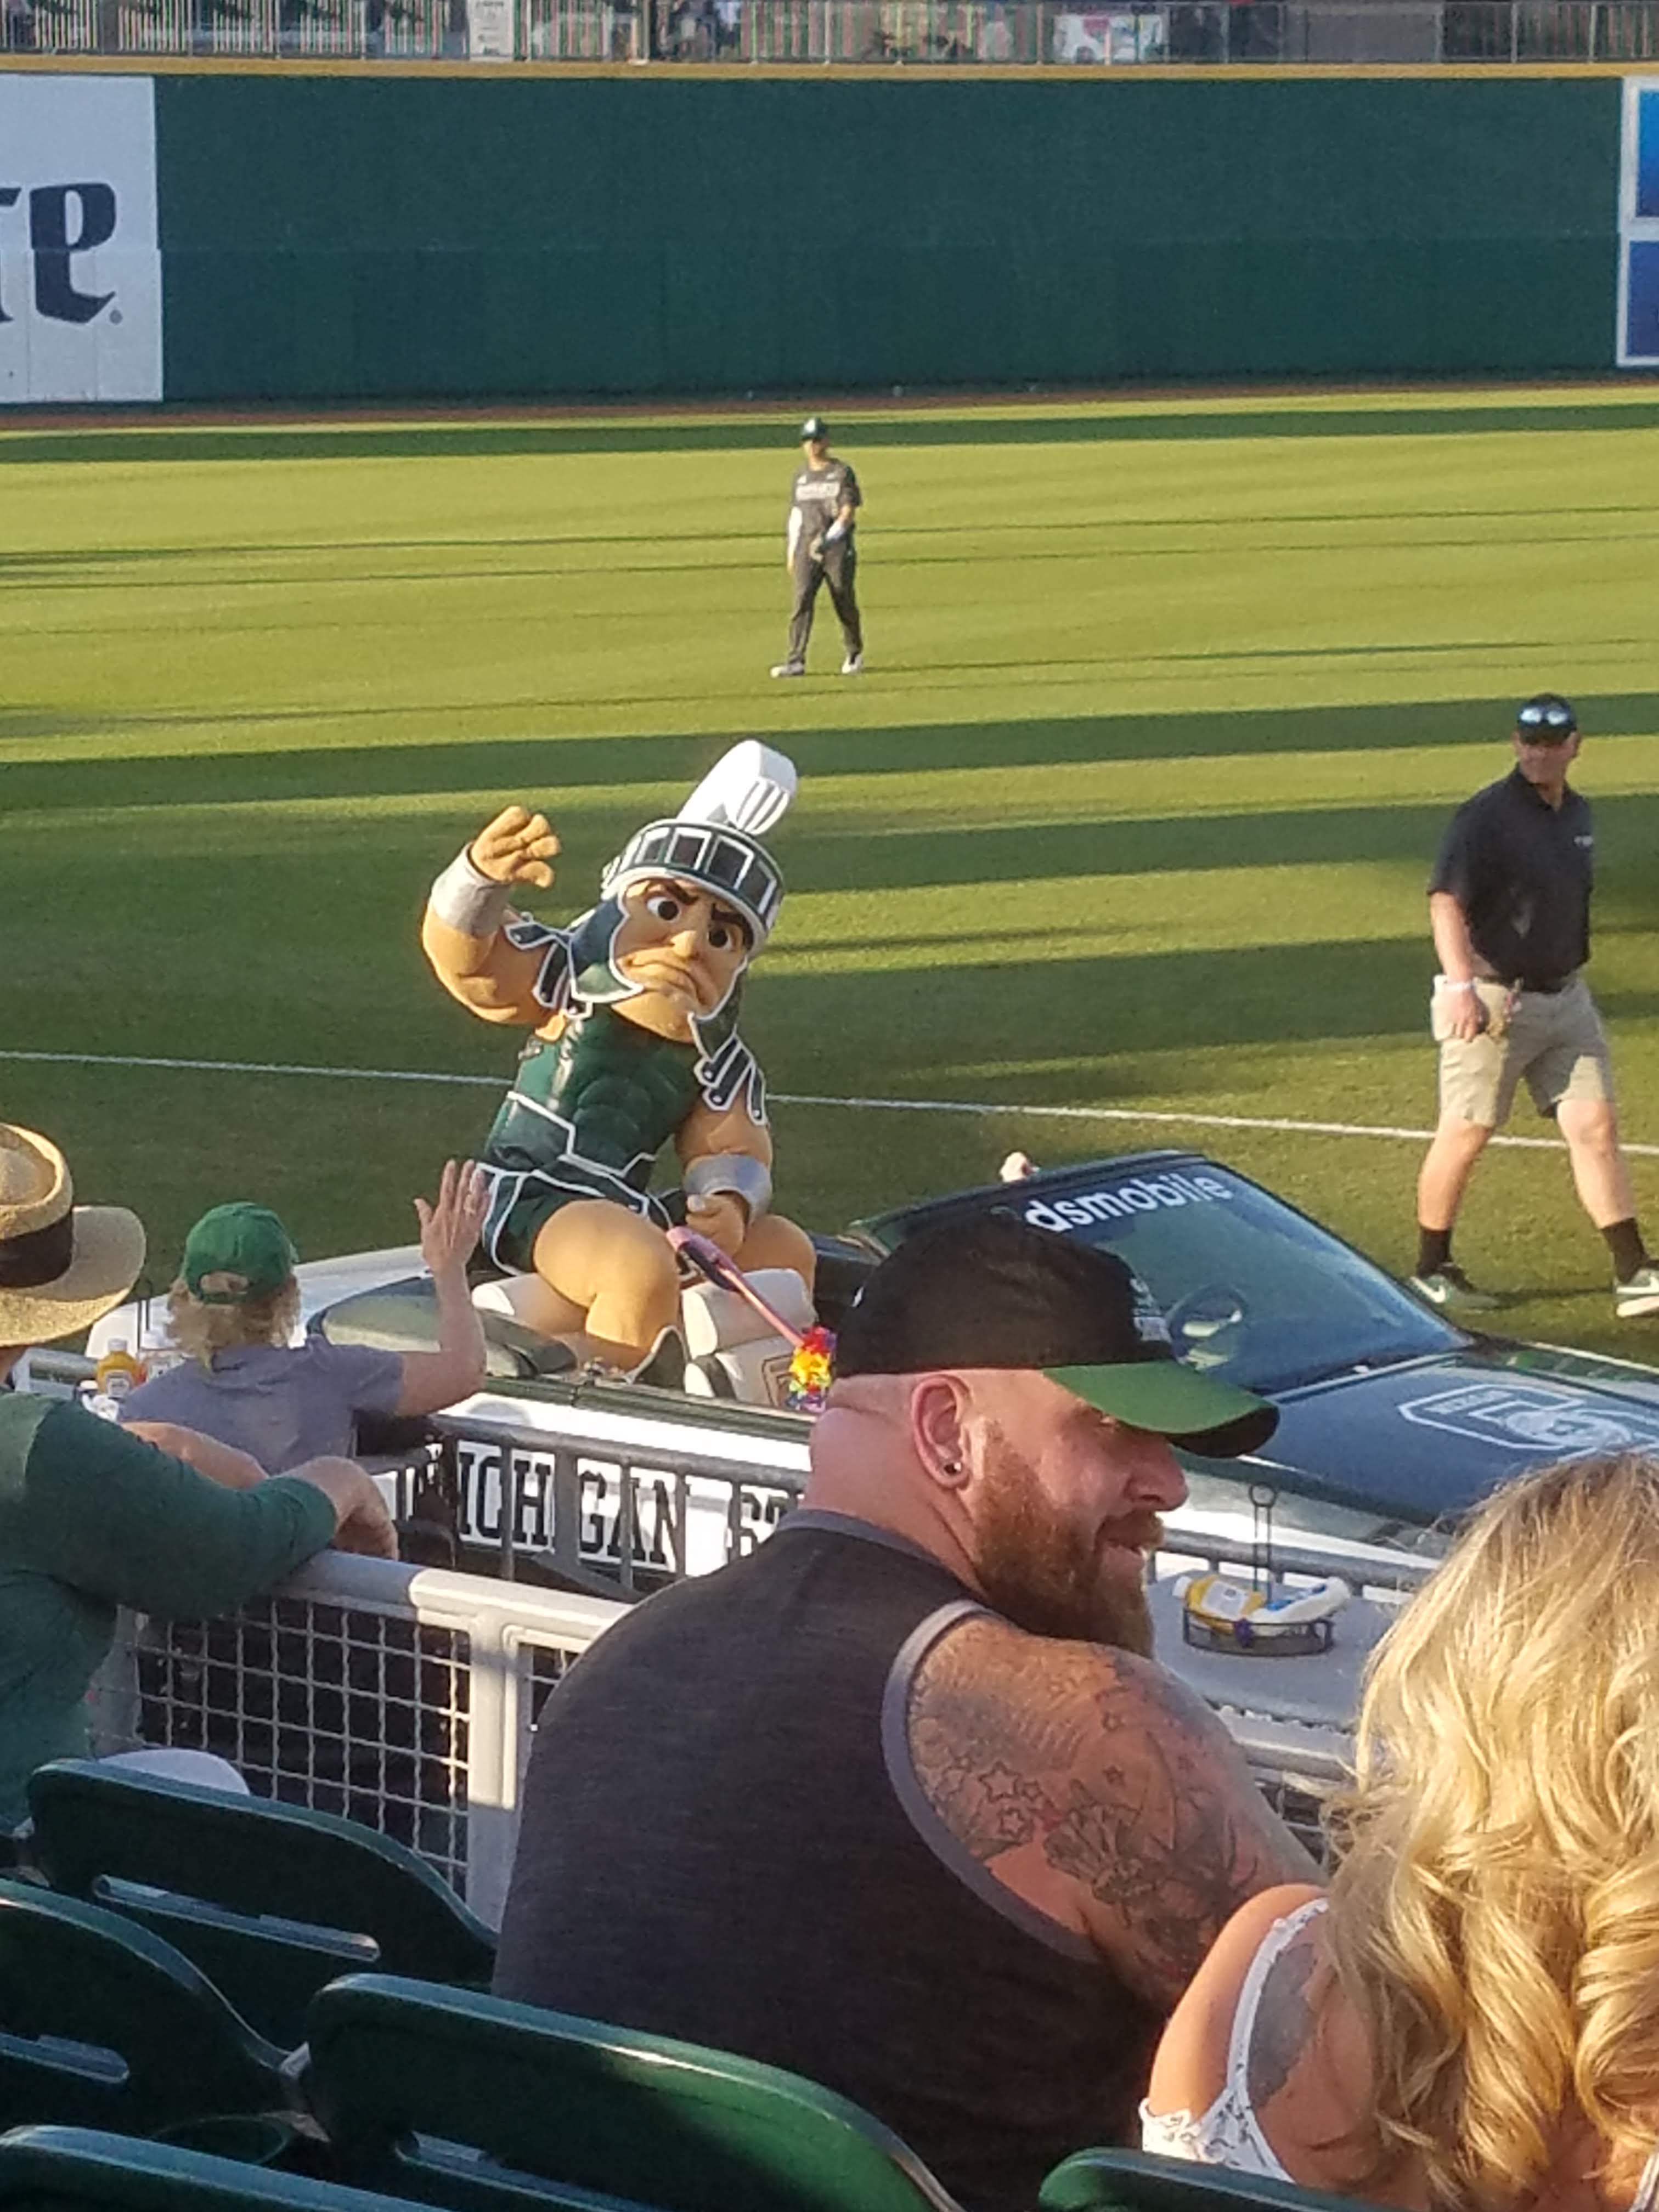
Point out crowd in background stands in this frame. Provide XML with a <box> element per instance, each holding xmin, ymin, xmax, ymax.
<box><xmin>0</xmin><ymin>0</ymin><xmax>1297</xmax><ymax>63</ymax></box>
<box><xmin>654</xmin><ymin>0</ymin><xmax>745</xmax><ymax>58</ymax></box>
<box><xmin>8</xmin><ymin>1119</ymin><xmax>1659</xmax><ymax>2211</ymax></box>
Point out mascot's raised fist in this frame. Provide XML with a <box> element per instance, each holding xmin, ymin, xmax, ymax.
<box><xmin>469</xmin><ymin>805</ymin><xmax>561</xmax><ymax>891</ymax></box>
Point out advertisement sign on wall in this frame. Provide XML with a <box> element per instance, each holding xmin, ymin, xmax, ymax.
<box><xmin>1618</xmin><ymin>76</ymin><xmax>1659</xmax><ymax>368</ymax></box>
<box><xmin>467</xmin><ymin>0</ymin><xmax>517</xmax><ymax>55</ymax></box>
<box><xmin>0</xmin><ymin>74</ymin><xmax>161</xmax><ymax>404</ymax></box>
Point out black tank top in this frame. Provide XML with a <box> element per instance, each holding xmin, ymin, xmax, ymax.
<box><xmin>495</xmin><ymin>1514</ymin><xmax>1161</xmax><ymax>2212</ymax></box>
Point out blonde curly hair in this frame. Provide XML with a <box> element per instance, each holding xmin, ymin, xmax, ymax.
<box><xmin>1325</xmin><ymin>1452</ymin><xmax>1659</xmax><ymax>2209</ymax></box>
<box><xmin>164</xmin><ymin>1277</ymin><xmax>301</xmax><ymax>1367</ymax></box>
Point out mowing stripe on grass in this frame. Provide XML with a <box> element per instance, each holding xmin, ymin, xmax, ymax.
<box><xmin>7</xmin><ymin>1046</ymin><xmax>1656</xmax><ymax>1159</ymax></box>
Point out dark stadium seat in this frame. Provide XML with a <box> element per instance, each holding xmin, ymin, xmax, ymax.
<box><xmin>27</xmin><ymin>1763</ymin><xmax>496</xmax><ymax>2052</ymax></box>
<box><xmin>1041</xmin><ymin>2147</ymin><xmax>1368</xmax><ymax>2212</ymax></box>
<box><xmin>306</xmin><ymin>1972</ymin><xmax>963</xmax><ymax>2212</ymax></box>
<box><xmin>0</xmin><ymin>2125</ymin><xmax>416</xmax><ymax>2212</ymax></box>
<box><xmin>0</xmin><ymin>1882</ymin><xmax>288</xmax><ymax>2138</ymax></box>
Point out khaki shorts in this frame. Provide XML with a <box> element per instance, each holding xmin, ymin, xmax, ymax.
<box><xmin>1432</xmin><ymin>973</ymin><xmax>1614</xmax><ymax>1127</ymax></box>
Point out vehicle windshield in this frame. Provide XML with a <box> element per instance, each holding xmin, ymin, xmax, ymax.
<box><xmin>892</xmin><ymin>1161</ymin><xmax>1463</xmax><ymax>1394</ymax></box>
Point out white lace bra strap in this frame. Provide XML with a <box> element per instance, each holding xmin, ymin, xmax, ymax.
<box><xmin>1224</xmin><ymin>1897</ymin><xmax>1329</xmax><ymax>2096</ymax></box>
<box><xmin>1628</xmin><ymin>2142</ymin><xmax>1659</xmax><ymax>2212</ymax></box>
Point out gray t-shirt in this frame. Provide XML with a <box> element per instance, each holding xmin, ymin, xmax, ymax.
<box><xmin>121</xmin><ymin>1338</ymin><xmax>404</xmax><ymax>1474</ymax></box>
<box><xmin>789</xmin><ymin>457</ymin><xmax>861</xmax><ymax>558</ymax></box>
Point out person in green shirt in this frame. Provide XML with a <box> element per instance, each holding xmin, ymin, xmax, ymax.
<box><xmin>0</xmin><ymin>1122</ymin><xmax>398</xmax><ymax>1832</ymax></box>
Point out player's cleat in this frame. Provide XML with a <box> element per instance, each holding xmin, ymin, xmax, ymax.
<box><xmin>840</xmin><ymin>652</ymin><xmax>864</xmax><ymax>676</ymax></box>
<box><xmin>770</xmin><ymin>661</ymin><xmax>806</xmax><ymax>679</ymax></box>
<box><xmin>1614</xmin><ymin>1264</ymin><xmax>1659</xmax><ymax>1319</ymax></box>
<box><xmin>1407</xmin><ymin>1265</ymin><xmax>1501</xmax><ymax>1313</ymax></box>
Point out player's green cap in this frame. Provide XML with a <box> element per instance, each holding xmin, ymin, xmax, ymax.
<box><xmin>799</xmin><ymin>415</ymin><xmax>828</xmax><ymax>442</ymax></box>
<box><xmin>182</xmin><ymin>1203</ymin><xmax>299</xmax><ymax>1306</ymax></box>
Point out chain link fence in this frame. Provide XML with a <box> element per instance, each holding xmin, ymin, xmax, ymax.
<box><xmin>4</xmin><ymin>0</ymin><xmax>1655</xmax><ymax>58</ymax></box>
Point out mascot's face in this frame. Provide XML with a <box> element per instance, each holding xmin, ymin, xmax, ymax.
<box><xmin>611</xmin><ymin>877</ymin><xmax>755</xmax><ymax>1022</ymax></box>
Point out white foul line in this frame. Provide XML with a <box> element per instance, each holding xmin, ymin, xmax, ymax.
<box><xmin>5</xmin><ymin>1045</ymin><xmax>1657</xmax><ymax>1158</ymax></box>
<box><xmin>775</xmin><ymin>1091</ymin><xmax>1659</xmax><ymax>1156</ymax></box>
<box><xmin>0</xmin><ymin>1048</ymin><xmax>499</xmax><ymax>1088</ymax></box>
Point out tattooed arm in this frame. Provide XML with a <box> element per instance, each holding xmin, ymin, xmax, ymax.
<box><xmin>906</xmin><ymin>1616</ymin><xmax>1319</xmax><ymax>2013</ymax></box>
<box><xmin>1040</xmin><ymin>1651</ymin><xmax>1320</xmax><ymax>2007</ymax></box>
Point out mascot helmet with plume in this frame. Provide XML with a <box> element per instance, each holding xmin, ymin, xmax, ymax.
<box><xmin>561</xmin><ymin>742</ymin><xmax>797</xmax><ymax>1034</ymax></box>
<box><xmin>604</xmin><ymin>741</ymin><xmax>794</xmax><ymax>943</ymax></box>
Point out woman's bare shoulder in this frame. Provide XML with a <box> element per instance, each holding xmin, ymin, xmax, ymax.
<box><xmin>1227</xmin><ymin>1883</ymin><xmax>1328</xmax><ymax>1955</ymax></box>
<box><xmin>1147</xmin><ymin>1884</ymin><xmax>1325</xmax><ymax>2115</ymax></box>
<box><xmin>1189</xmin><ymin>1882</ymin><xmax>1327</xmax><ymax>2004</ymax></box>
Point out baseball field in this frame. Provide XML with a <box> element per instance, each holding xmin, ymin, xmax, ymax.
<box><xmin>3</xmin><ymin>385</ymin><xmax>1657</xmax><ymax>1358</ymax></box>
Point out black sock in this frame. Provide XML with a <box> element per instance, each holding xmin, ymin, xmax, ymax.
<box><xmin>1603</xmin><ymin>1218</ymin><xmax>1649</xmax><ymax>1284</ymax></box>
<box><xmin>1417</xmin><ymin>1226</ymin><xmax>1453</xmax><ymax>1277</ymax></box>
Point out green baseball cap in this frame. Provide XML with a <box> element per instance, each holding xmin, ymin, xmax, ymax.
<box><xmin>182</xmin><ymin>1203</ymin><xmax>298</xmax><ymax>1305</ymax></box>
<box><xmin>835</xmin><ymin>1211</ymin><xmax>1278</xmax><ymax>1458</ymax></box>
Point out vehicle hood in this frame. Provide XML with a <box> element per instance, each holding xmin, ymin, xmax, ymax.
<box><xmin>1218</xmin><ymin>1339</ymin><xmax>1659</xmax><ymax>1527</ymax></box>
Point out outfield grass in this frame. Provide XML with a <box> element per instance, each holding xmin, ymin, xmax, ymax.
<box><xmin>3</xmin><ymin>388</ymin><xmax>1657</xmax><ymax>1359</ymax></box>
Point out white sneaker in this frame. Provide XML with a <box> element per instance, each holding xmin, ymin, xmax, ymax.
<box><xmin>1615</xmin><ymin>1263</ymin><xmax>1659</xmax><ymax>1318</ymax></box>
<box><xmin>770</xmin><ymin>661</ymin><xmax>805</xmax><ymax>679</ymax></box>
<box><xmin>840</xmin><ymin>652</ymin><xmax>864</xmax><ymax>676</ymax></box>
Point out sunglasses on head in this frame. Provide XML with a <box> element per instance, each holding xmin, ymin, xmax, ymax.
<box><xmin>1522</xmin><ymin>703</ymin><xmax>1575</xmax><ymax>747</ymax></box>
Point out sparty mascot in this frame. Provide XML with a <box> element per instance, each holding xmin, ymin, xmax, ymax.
<box><xmin>421</xmin><ymin>743</ymin><xmax>815</xmax><ymax>1381</ymax></box>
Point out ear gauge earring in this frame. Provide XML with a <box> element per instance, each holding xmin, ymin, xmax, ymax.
<box><xmin>941</xmin><ymin>1458</ymin><xmax>963</xmax><ymax>1475</ymax></box>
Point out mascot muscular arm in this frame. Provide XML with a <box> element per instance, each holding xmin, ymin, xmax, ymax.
<box><xmin>421</xmin><ymin>747</ymin><xmax>814</xmax><ymax>1378</ymax></box>
<box><xmin>421</xmin><ymin>805</ymin><xmax>561</xmax><ymax>1024</ymax></box>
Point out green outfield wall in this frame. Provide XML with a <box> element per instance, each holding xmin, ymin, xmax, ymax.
<box><xmin>143</xmin><ymin>74</ymin><xmax>1627</xmax><ymax>398</ymax></box>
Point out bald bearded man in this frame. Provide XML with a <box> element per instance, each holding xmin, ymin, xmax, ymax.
<box><xmin>494</xmin><ymin>1213</ymin><xmax>1313</xmax><ymax>2212</ymax></box>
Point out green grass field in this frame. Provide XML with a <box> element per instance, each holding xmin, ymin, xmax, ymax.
<box><xmin>4</xmin><ymin>387</ymin><xmax>1658</xmax><ymax>1360</ymax></box>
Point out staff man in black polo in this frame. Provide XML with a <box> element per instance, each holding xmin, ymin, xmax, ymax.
<box><xmin>1409</xmin><ymin>693</ymin><xmax>1658</xmax><ymax>1318</ymax></box>
<box><xmin>770</xmin><ymin>415</ymin><xmax>864</xmax><ymax>679</ymax></box>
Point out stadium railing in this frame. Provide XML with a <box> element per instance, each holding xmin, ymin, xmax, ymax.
<box><xmin>86</xmin><ymin>1553</ymin><xmax>597</xmax><ymax>1928</ymax></box>
<box><xmin>81</xmin><ymin>1496</ymin><xmax>1427</xmax><ymax>1924</ymax></box>
<box><xmin>7</xmin><ymin>0</ymin><xmax>1656</xmax><ymax>63</ymax></box>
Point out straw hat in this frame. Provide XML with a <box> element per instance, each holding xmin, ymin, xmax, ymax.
<box><xmin>0</xmin><ymin>1125</ymin><xmax>146</xmax><ymax>1345</ymax></box>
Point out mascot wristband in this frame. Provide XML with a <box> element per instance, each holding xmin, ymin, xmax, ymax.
<box><xmin>430</xmin><ymin>848</ymin><xmax>514</xmax><ymax>938</ymax></box>
<box><xmin>684</xmin><ymin>1154</ymin><xmax>773</xmax><ymax>1222</ymax></box>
